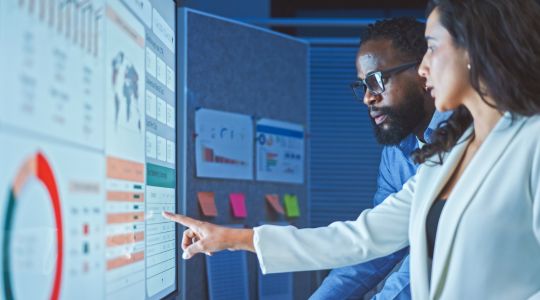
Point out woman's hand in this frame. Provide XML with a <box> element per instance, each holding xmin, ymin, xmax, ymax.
<box><xmin>162</xmin><ymin>211</ymin><xmax>255</xmax><ymax>259</ymax></box>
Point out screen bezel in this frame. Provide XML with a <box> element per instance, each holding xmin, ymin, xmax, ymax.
<box><xmin>163</xmin><ymin>0</ymin><xmax>179</xmax><ymax>299</ymax></box>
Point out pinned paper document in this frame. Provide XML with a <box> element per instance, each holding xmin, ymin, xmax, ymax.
<box><xmin>230</xmin><ymin>193</ymin><xmax>247</xmax><ymax>218</ymax></box>
<box><xmin>198</xmin><ymin>192</ymin><xmax>218</xmax><ymax>217</ymax></box>
<box><xmin>265</xmin><ymin>194</ymin><xmax>284</xmax><ymax>215</ymax></box>
<box><xmin>284</xmin><ymin>194</ymin><xmax>300</xmax><ymax>217</ymax></box>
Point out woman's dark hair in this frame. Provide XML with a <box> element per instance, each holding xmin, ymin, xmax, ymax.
<box><xmin>413</xmin><ymin>0</ymin><xmax>540</xmax><ymax>164</ymax></box>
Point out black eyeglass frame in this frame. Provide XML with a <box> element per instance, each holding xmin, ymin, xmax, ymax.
<box><xmin>350</xmin><ymin>60</ymin><xmax>420</xmax><ymax>100</ymax></box>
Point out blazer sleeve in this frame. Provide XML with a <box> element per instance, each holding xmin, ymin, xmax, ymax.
<box><xmin>253</xmin><ymin>174</ymin><xmax>417</xmax><ymax>274</ymax></box>
<box><xmin>530</xmin><ymin>137</ymin><xmax>540</xmax><ymax>300</ymax></box>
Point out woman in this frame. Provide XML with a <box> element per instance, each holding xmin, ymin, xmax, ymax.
<box><xmin>164</xmin><ymin>1</ymin><xmax>540</xmax><ymax>298</ymax></box>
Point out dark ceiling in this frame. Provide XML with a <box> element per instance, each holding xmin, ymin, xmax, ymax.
<box><xmin>268</xmin><ymin>0</ymin><xmax>429</xmax><ymax>37</ymax></box>
<box><xmin>271</xmin><ymin>0</ymin><xmax>429</xmax><ymax>17</ymax></box>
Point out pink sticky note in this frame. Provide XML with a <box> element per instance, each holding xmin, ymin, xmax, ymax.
<box><xmin>229</xmin><ymin>193</ymin><xmax>247</xmax><ymax>218</ymax></box>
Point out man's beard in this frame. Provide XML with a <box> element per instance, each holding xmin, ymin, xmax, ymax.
<box><xmin>369</xmin><ymin>89</ymin><xmax>428</xmax><ymax>145</ymax></box>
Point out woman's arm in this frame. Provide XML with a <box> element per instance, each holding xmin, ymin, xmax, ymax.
<box><xmin>532</xmin><ymin>137</ymin><xmax>540</xmax><ymax>247</ymax></box>
<box><xmin>253</xmin><ymin>174</ymin><xmax>416</xmax><ymax>274</ymax></box>
<box><xmin>163</xmin><ymin>173</ymin><xmax>418</xmax><ymax>273</ymax></box>
<box><xmin>529</xmin><ymin>135</ymin><xmax>540</xmax><ymax>299</ymax></box>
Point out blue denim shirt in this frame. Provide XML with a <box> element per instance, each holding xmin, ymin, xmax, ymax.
<box><xmin>310</xmin><ymin>111</ymin><xmax>451</xmax><ymax>300</ymax></box>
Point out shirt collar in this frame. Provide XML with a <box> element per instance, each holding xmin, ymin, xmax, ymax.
<box><xmin>423</xmin><ymin>110</ymin><xmax>453</xmax><ymax>144</ymax></box>
<box><xmin>397</xmin><ymin>110</ymin><xmax>453</xmax><ymax>154</ymax></box>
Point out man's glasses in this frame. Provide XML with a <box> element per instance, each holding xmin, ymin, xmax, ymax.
<box><xmin>350</xmin><ymin>61</ymin><xmax>420</xmax><ymax>101</ymax></box>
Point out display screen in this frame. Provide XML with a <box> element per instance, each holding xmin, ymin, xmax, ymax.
<box><xmin>0</xmin><ymin>0</ymin><xmax>177</xmax><ymax>299</ymax></box>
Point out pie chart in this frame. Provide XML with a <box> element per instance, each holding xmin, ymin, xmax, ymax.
<box><xmin>2</xmin><ymin>152</ymin><xmax>63</xmax><ymax>300</ymax></box>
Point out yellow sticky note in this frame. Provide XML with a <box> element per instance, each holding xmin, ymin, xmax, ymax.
<box><xmin>284</xmin><ymin>194</ymin><xmax>300</xmax><ymax>217</ymax></box>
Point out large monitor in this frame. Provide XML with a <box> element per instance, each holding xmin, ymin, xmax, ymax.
<box><xmin>0</xmin><ymin>0</ymin><xmax>178</xmax><ymax>299</ymax></box>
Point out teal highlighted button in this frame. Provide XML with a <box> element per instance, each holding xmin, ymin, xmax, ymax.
<box><xmin>147</xmin><ymin>163</ymin><xmax>175</xmax><ymax>188</ymax></box>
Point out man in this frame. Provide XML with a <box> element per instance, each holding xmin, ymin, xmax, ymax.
<box><xmin>310</xmin><ymin>18</ymin><xmax>450</xmax><ymax>300</ymax></box>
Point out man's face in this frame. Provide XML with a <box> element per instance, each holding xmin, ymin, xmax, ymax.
<box><xmin>356</xmin><ymin>39</ymin><xmax>428</xmax><ymax>145</ymax></box>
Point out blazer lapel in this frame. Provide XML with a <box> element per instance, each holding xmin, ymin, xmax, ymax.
<box><xmin>430</xmin><ymin>113</ymin><xmax>528</xmax><ymax>299</ymax></box>
<box><xmin>417</xmin><ymin>127</ymin><xmax>474</xmax><ymax>224</ymax></box>
<box><xmin>410</xmin><ymin>126</ymin><xmax>472</xmax><ymax>299</ymax></box>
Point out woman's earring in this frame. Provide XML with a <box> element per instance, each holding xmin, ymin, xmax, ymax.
<box><xmin>467</xmin><ymin>64</ymin><xmax>471</xmax><ymax>70</ymax></box>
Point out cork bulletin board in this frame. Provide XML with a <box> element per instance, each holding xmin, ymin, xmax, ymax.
<box><xmin>177</xmin><ymin>8</ymin><xmax>311</xmax><ymax>300</ymax></box>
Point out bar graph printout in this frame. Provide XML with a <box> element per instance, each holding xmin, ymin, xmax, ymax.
<box><xmin>256</xmin><ymin>119</ymin><xmax>304</xmax><ymax>184</ymax></box>
<box><xmin>195</xmin><ymin>109</ymin><xmax>254</xmax><ymax>180</ymax></box>
<box><xmin>0</xmin><ymin>0</ymin><xmax>177</xmax><ymax>299</ymax></box>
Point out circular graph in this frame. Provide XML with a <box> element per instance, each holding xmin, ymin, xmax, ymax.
<box><xmin>2</xmin><ymin>152</ymin><xmax>63</xmax><ymax>300</ymax></box>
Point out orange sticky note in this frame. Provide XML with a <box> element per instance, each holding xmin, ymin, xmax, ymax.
<box><xmin>198</xmin><ymin>192</ymin><xmax>217</xmax><ymax>217</ymax></box>
<box><xmin>229</xmin><ymin>193</ymin><xmax>247</xmax><ymax>218</ymax></box>
<box><xmin>265</xmin><ymin>194</ymin><xmax>284</xmax><ymax>215</ymax></box>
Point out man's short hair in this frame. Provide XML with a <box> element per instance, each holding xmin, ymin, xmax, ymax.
<box><xmin>360</xmin><ymin>17</ymin><xmax>426</xmax><ymax>62</ymax></box>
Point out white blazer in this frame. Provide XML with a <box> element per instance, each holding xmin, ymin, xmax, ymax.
<box><xmin>253</xmin><ymin>113</ymin><xmax>540</xmax><ymax>300</ymax></box>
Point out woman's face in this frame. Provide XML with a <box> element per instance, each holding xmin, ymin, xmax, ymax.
<box><xmin>418</xmin><ymin>8</ymin><xmax>472</xmax><ymax>111</ymax></box>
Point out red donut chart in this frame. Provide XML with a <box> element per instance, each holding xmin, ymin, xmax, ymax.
<box><xmin>2</xmin><ymin>152</ymin><xmax>63</xmax><ymax>300</ymax></box>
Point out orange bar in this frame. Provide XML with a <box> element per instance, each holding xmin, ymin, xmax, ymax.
<box><xmin>106</xmin><ymin>5</ymin><xmax>144</xmax><ymax>48</ymax></box>
<box><xmin>106</xmin><ymin>231</ymin><xmax>145</xmax><ymax>247</ymax></box>
<box><xmin>107</xmin><ymin>212</ymin><xmax>145</xmax><ymax>224</ymax></box>
<box><xmin>13</xmin><ymin>157</ymin><xmax>36</xmax><ymax>196</ymax></box>
<box><xmin>107</xmin><ymin>251</ymin><xmax>144</xmax><ymax>270</ymax></box>
<box><xmin>107</xmin><ymin>191</ymin><xmax>144</xmax><ymax>202</ymax></box>
<box><xmin>106</xmin><ymin>156</ymin><xmax>144</xmax><ymax>182</ymax></box>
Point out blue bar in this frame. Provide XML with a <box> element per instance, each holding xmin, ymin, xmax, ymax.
<box><xmin>257</xmin><ymin>125</ymin><xmax>304</xmax><ymax>138</ymax></box>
